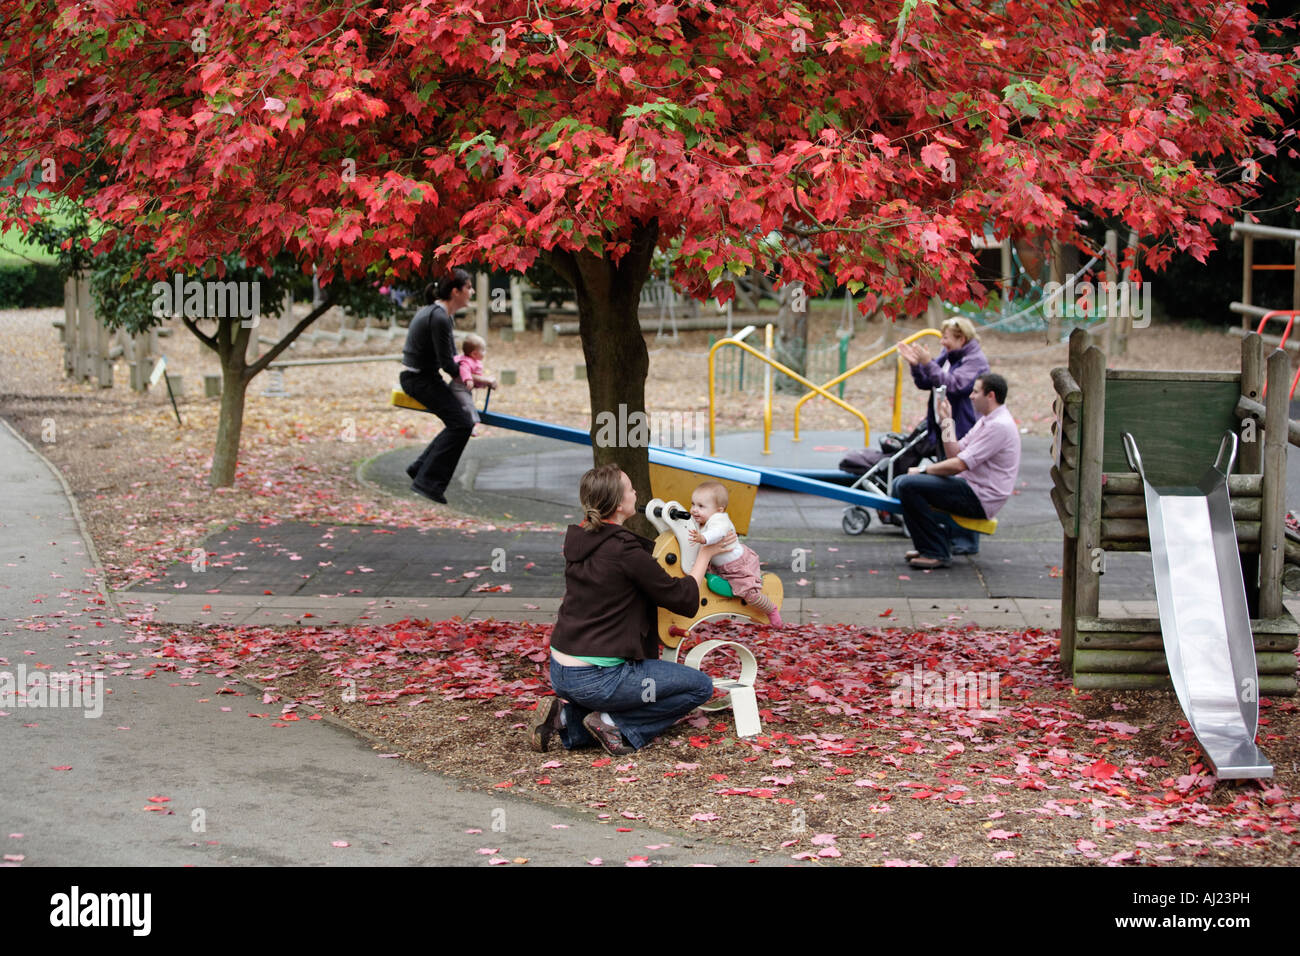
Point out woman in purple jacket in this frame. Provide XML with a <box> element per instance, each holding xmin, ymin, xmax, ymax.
<box><xmin>897</xmin><ymin>316</ymin><xmax>990</xmax><ymax>553</ymax></box>
<box><xmin>529</xmin><ymin>465</ymin><xmax>736</xmax><ymax>756</ymax></box>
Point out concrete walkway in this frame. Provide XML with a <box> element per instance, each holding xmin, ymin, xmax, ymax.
<box><xmin>0</xmin><ymin>419</ymin><xmax>788</xmax><ymax>867</ymax></box>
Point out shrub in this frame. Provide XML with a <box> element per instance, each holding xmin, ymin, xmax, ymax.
<box><xmin>0</xmin><ymin>260</ymin><xmax>67</xmax><ymax>308</ymax></box>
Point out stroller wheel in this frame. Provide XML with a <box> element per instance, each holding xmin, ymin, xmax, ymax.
<box><xmin>842</xmin><ymin>506</ymin><xmax>872</xmax><ymax>535</ymax></box>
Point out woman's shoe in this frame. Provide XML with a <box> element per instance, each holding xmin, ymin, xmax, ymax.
<box><xmin>582</xmin><ymin>712</ymin><xmax>634</xmax><ymax>756</ymax></box>
<box><xmin>904</xmin><ymin>550</ymin><xmax>920</xmax><ymax>562</ymax></box>
<box><xmin>410</xmin><ymin>482</ymin><xmax>448</xmax><ymax>504</ymax></box>
<box><xmin>529</xmin><ymin>696</ymin><xmax>564</xmax><ymax>753</ymax></box>
<box><xmin>908</xmin><ymin>555</ymin><xmax>951</xmax><ymax>570</ymax></box>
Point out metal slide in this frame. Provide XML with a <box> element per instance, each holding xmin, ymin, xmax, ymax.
<box><xmin>1122</xmin><ymin>432</ymin><xmax>1273</xmax><ymax>779</ymax></box>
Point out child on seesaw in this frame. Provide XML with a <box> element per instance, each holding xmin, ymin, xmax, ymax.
<box><xmin>687</xmin><ymin>480</ymin><xmax>783</xmax><ymax>627</ymax></box>
<box><xmin>453</xmin><ymin>333</ymin><xmax>498</xmax><ymax>436</ymax></box>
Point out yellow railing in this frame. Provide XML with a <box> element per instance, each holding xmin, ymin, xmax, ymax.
<box><xmin>708</xmin><ymin>325</ymin><xmax>872</xmax><ymax>455</ymax></box>
<box><xmin>792</xmin><ymin>328</ymin><xmax>942</xmax><ymax>438</ymax></box>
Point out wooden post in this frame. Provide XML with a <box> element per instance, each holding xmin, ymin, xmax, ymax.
<box><xmin>1240</xmin><ymin>333</ymin><xmax>1264</xmax><ymax>473</ymax></box>
<box><xmin>1068</xmin><ymin>327</ymin><xmax>1090</xmax><ymax>383</ymax></box>
<box><xmin>1048</xmin><ymin>240</ymin><xmax>1063</xmax><ymax>342</ymax></box>
<box><xmin>1060</xmin><ymin>328</ymin><xmax>1093</xmax><ymax>667</ymax></box>
<box><xmin>1118</xmin><ymin>230</ymin><xmax>1138</xmax><ymax>355</ymax></box>
<box><xmin>510</xmin><ymin>275</ymin><xmax>525</xmax><ymax>332</ymax></box>
<box><xmin>245</xmin><ymin>313</ymin><xmax>260</xmax><ymax>363</ymax></box>
<box><xmin>1293</xmin><ymin>239</ymin><xmax>1300</xmax><ymax>317</ymax></box>
<box><xmin>130</xmin><ymin>331</ymin><xmax>151</xmax><ymax>391</ymax></box>
<box><xmin>1241</xmin><ymin>234</ymin><xmax>1254</xmax><ymax>332</ymax></box>
<box><xmin>72</xmin><ymin>276</ymin><xmax>87</xmax><ymax>380</ymax></box>
<box><xmin>1074</xmin><ymin>346</ymin><xmax>1107</xmax><ymax>623</ymax></box>
<box><xmin>1240</xmin><ymin>332</ymin><xmax>1265</xmax><ymax>614</ymax></box>
<box><xmin>95</xmin><ymin>304</ymin><xmax>114</xmax><ymax>388</ymax></box>
<box><xmin>1000</xmin><ymin>238</ymin><xmax>1013</xmax><ymax>316</ymax></box>
<box><xmin>62</xmin><ymin>276</ymin><xmax>76</xmax><ymax>376</ymax></box>
<box><xmin>76</xmin><ymin>276</ymin><xmax>95</xmax><ymax>383</ymax></box>
<box><xmin>476</xmin><ymin>271</ymin><xmax>490</xmax><ymax>339</ymax></box>
<box><xmin>1060</xmin><ymin>534</ymin><xmax>1079</xmax><ymax>669</ymax></box>
<box><xmin>925</xmin><ymin>295</ymin><xmax>944</xmax><ymax>328</ymax></box>
<box><xmin>1102</xmin><ymin>229</ymin><xmax>1118</xmax><ymax>355</ymax></box>
<box><xmin>1260</xmin><ymin>348</ymin><xmax>1288</xmax><ymax>618</ymax></box>
<box><xmin>280</xmin><ymin>290</ymin><xmax>295</xmax><ymax>344</ymax></box>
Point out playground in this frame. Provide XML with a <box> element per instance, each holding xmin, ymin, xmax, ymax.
<box><xmin>2</xmin><ymin>299</ymin><xmax>1299</xmax><ymax>867</ymax></box>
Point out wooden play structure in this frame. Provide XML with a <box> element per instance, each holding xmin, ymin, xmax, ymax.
<box><xmin>56</xmin><ymin>274</ymin><xmax>160</xmax><ymax>391</ymax></box>
<box><xmin>1050</xmin><ymin>328</ymin><xmax>1299</xmax><ymax>694</ymax></box>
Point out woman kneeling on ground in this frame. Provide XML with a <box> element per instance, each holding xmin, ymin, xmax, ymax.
<box><xmin>530</xmin><ymin>464</ymin><xmax>736</xmax><ymax>756</ymax></box>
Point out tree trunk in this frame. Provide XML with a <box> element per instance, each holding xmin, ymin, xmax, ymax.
<box><xmin>546</xmin><ymin>222</ymin><xmax>659</xmax><ymax>536</ymax></box>
<box><xmin>210</xmin><ymin>319</ymin><xmax>252</xmax><ymax>488</ymax></box>
<box><xmin>189</xmin><ymin>294</ymin><xmax>337</xmax><ymax>488</ymax></box>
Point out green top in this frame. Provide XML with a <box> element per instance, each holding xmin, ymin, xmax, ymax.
<box><xmin>574</xmin><ymin>655</ymin><xmax>626</xmax><ymax>667</ymax></box>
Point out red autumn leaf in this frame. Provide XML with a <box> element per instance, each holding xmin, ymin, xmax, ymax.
<box><xmin>1085</xmin><ymin>759</ymin><xmax>1118</xmax><ymax>780</ymax></box>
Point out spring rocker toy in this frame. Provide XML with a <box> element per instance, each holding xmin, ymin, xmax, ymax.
<box><xmin>644</xmin><ymin>497</ymin><xmax>783</xmax><ymax>738</ymax></box>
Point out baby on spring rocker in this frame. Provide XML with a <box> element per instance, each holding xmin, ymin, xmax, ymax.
<box><xmin>645</xmin><ymin>486</ymin><xmax>785</xmax><ymax>647</ymax></box>
<box><xmin>643</xmin><ymin>483</ymin><xmax>783</xmax><ymax>739</ymax></box>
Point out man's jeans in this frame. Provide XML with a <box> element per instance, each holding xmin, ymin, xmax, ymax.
<box><xmin>549</xmin><ymin>658</ymin><xmax>714</xmax><ymax>751</ymax></box>
<box><xmin>893</xmin><ymin>473</ymin><xmax>987</xmax><ymax>562</ymax></box>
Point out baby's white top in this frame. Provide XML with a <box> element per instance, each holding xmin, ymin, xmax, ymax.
<box><xmin>698</xmin><ymin>512</ymin><xmax>745</xmax><ymax>565</ymax></box>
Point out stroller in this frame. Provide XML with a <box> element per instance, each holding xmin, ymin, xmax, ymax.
<box><xmin>837</xmin><ymin>422</ymin><xmax>937</xmax><ymax>534</ymax></box>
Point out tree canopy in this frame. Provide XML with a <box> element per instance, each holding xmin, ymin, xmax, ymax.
<box><xmin>3</xmin><ymin>1</ymin><xmax>1295</xmax><ymax>300</ymax></box>
<box><xmin>2</xmin><ymin>1</ymin><xmax>1296</xmax><ymax>501</ymax></box>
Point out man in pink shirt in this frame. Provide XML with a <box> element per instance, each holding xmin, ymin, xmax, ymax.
<box><xmin>892</xmin><ymin>373</ymin><xmax>1020</xmax><ymax>569</ymax></box>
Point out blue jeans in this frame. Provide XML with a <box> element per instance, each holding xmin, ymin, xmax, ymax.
<box><xmin>549</xmin><ymin>658</ymin><xmax>714</xmax><ymax>751</ymax></box>
<box><xmin>949</xmin><ymin>525</ymin><xmax>981</xmax><ymax>555</ymax></box>
<box><xmin>893</xmin><ymin>473</ymin><xmax>986</xmax><ymax>562</ymax></box>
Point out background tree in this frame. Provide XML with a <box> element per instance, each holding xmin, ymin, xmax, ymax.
<box><xmin>24</xmin><ymin>205</ymin><xmax>404</xmax><ymax>486</ymax></box>
<box><xmin>2</xmin><ymin>0</ymin><xmax>1296</xmax><ymax>511</ymax></box>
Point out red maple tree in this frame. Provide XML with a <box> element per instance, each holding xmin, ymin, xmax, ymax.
<box><xmin>2</xmin><ymin>1</ymin><xmax>1295</xmax><ymax>500</ymax></box>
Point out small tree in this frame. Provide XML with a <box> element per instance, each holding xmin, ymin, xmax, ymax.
<box><xmin>30</xmin><ymin>208</ymin><xmax>404</xmax><ymax>486</ymax></box>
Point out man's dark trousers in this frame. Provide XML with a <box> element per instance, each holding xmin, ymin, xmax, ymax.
<box><xmin>893</xmin><ymin>473</ymin><xmax>986</xmax><ymax>562</ymax></box>
<box><xmin>400</xmin><ymin>369</ymin><xmax>474</xmax><ymax>497</ymax></box>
